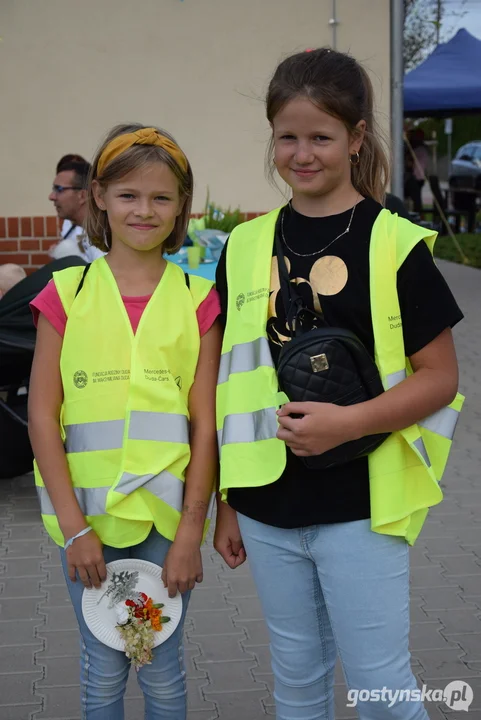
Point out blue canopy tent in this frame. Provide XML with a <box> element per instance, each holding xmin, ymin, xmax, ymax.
<box><xmin>404</xmin><ymin>29</ymin><xmax>481</xmax><ymax>117</ymax></box>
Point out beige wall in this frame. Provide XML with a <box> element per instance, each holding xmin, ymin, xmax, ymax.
<box><xmin>0</xmin><ymin>0</ymin><xmax>390</xmax><ymax>216</ymax></box>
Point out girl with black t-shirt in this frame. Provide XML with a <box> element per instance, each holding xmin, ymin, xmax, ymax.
<box><xmin>214</xmin><ymin>48</ymin><xmax>462</xmax><ymax>720</ymax></box>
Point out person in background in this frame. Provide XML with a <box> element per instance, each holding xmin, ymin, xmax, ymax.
<box><xmin>0</xmin><ymin>263</ymin><xmax>27</xmax><ymax>299</ymax></box>
<box><xmin>49</xmin><ymin>157</ymin><xmax>104</xmax><ymax>262</ymax></box>
<box><xmin>56</xmin><ymin>154</ymin><xmax>88</xmax><ymax>241</ymax></box>
<box><xmin>404</xmin><ymin>129</ymin><xmax>429</xmax><ymax>215</ymax></box>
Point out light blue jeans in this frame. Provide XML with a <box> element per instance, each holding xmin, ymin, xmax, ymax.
<box><xmin>60</xmin><ymin>528</ymin><xmax>189</xmax><ymax>720</ymax></box>
<box><xmin>237</xmin><ymin>514</ymin><xmax>428</xmax><ymax>720</ymax></box>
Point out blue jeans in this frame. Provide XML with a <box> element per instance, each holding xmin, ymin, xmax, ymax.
<box><xmin>237</xmin><ymin>515</ymin><xmax>428</xmax><ymax>720</ymax></box>
<box><xmin>60</xmin><ymin>528</ymin><xmax>189</xmax><ymax>720</ymax></box>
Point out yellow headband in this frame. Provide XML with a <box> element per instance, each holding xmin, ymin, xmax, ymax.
<box><xmin>97</xmin><ymin>127</ymin><xmax>188</xmax><ymax>176</ymax></box>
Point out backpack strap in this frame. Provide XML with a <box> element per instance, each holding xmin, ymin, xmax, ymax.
<box><xmin>75</xmin><ymin>264</ymin><xmax>91</xmax><ymax>297</ymax></box>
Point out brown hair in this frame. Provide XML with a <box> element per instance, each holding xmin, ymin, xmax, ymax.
<box><xmin>85</xmin><ymin>123</ymin><xmax>193</xmax><ymax>254</ymax></box>
<box><xmin>266</xmin><ymin>48</ymin><xmax>390</xmax><ymax>203</ymax></box>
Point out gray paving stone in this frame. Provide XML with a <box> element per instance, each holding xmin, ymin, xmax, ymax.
<box><xmin>423</xmin><ymin>537</ymin><xmax>472</xmax><ymax>556</ymax></box>
<box><xmin>191</xmin><ymin>631</ymin><xmax>252</xmax><ymax>663</ymax></box>
<box><xmin>37</xmin><ymin>606</ymin><xmax>77</xmax><ymax>632</ymax></box>
<box><xmin>410</xmin><ymin>623</ymin><xmax>459</xmax><ymax>651</ymax></box>
<box><xmin>0</xmin><ymin>540</ymin><xmax>47</xmax><ymax>559</ymax></box>
<box><xmin>203</xmin><ymin>688</ymin><xmax>269</xmax><ymax>719</ymax></box>
<box><xmin>187</xmin><ymin>678</ymin><xmax>216</xmax><ymax>712</ymax></box>
<box><xmin>410</xmin><ymin>595</ymin><xmax>435</xmax><ymax>622</ymax></box>
<box><xmin>243</xmin><ymin>644</ymin><xmax>271</xmax><ymax>675</ymax></box>
<box><xmin>34</xmin><ymin>657</ymin><xmax>80</xmax><ymax>688</ymax></box>
<box><xmin>424</xmin><ymin>608</ymin><xmax>481</xmax><ymax>634</ymax></box>
<box><xmin>32</xmin><ymin>685</ymin><xmax>81</xmax><ymax>719</ymax></box>
<box><xmin>187</xmin><ymin>608</ymin><xmax>238</xmax><ymax>635</ymax></box>
<box><xmin>226</xmin><ymin>595</ymin><xmax>264</xmax><ymax>620</ymax></box>
<box><xmin>0</xmin><ymin>705</ymin><xmax>44</xmax><ymax>720</ymax></box>
<box><xmin>236</xmin><ymin>618</ymin><xmax>271</xmax><ymax>646</ymax></box>
<box><xmin>419</xmin><ymin>586</ymin><xmax>475</xmax><ymax>610</ymax></box>
<box><xmin>0</xmin><ymin>597</ymin><xmax>43</xmax><ymax>621</ymax></box>
<box><xmin>196</xmin><ymin>658</ymin><xmax>265</xmax><ymax>693</ymax></box>
<box><xmin>188</xmin><ymin>586</ymin><xmax>230</xmax><ymax>611</ymax></box>
<box><xmin>440</xmin><ymin>633</ymin><xmax>481</xmax><ymax>662</ymax></box>
<box><xmin>452</xmin><ymin>574</ymin><xmax>481</xmax><ymax>595</ymax></box>
<box><xmin>0</xmin><ymin>577</ymin><xmax>46</xmax><ymax>598</ymax></box>
<box><xmin>1</xmin><ymin>525</ymin><xmax>47</xmax><ymax>541</ymax></box>
<box><xmin>0</xmin><ymin>558</ymin><xmax>45</xmax><ymax>578</ymax></box>
<box><xmin>413</xmin><ymin>648</ymin><xmax>472</xmax><ymax>680</ymax></box>
<box><xmin>0</xmin><ymin>672</ymin><xmax>43</xmax><ymax>705</ymax></box>
<box><xmin>410</xmin><ymin>565</ymin><xmax>457</xmax><ymax>589</ymax></box>
<box><xmin>0</xmin><ymin>644</ymin><xmax>43</xmax><ymax>674</ymax></box>
<box><xmin>223</xmin><ymin>576</ymin><xmax>259</xmax><ymax>597</ymax></box>
<box><xmin>436</xmin><ymin>554</ymin><xmax>481</xmax><ymax>576</ymax></box>
<box><xmin>35</xmin><ymin>631</ymin><xmax>80</xmax><ymax>659</ymax></box>
<box><xmin>37</xmin><ymin>567</ymin><xmax>66</xmax><ymax>586</ymax></box>
<box><xmin>5</xmin><ymin>510</ymin><xmax>43</xmax><ymax>525</ymax></box>
<box><xmin>0</xmin><ymin>619</ymin><xmax>41</xmax><ymax>646</ymax></box>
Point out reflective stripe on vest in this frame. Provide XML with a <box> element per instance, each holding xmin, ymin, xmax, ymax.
<box><xmin>218</xmin><ymin>407</ymin><xmax>278</xmax><ymax>447</ymax></box>
<box><xmin>65</xmin><ymin>412</ymin><xmax>189</xmax><ymax>453</ymax></box>
<box><xmin>65</xmin><ymin>420</ymin><xmax>125</xmax><ymax>453</ymax></box>
<box><xmin>419</xmin><ymin>406</ymin><xmax>459</xmax><ymax>440</ymax></box>
<box><xmin>218</xmin><ymin>337</ymin><xmax>273</xmax><ymax>385</ymax></box>
<box><xmin>38</xmin><ymin>470</ymin><xmax>186</xmax><ymax>517</ymax></box>
<box><xmin>116</xmin><ymin>470</ymin><xmax>185</xmax><ymax>509</ymax></box>
<box><xmin>385</xmin><ymin>369</ymin><xmax>407</xmax><ymax>389</ymax></box>
<box><xmin>412</xmin><ymin>437</ymin><xmax>431</xmax><ymax>467</ymax></box>
<box><xmin>385</xmin><ymin>367</ymin><xmax>460</xmax><ymax>441</ymax></box>
<box><xmin>37</xmin><ymin>485</ymin><xmax>109</xmax><ymax>516</ymax></box>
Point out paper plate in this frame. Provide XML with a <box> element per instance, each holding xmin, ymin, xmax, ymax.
<box><xmin>82</xmin><ymin>558</ymin><xmax>183</xmax><ymax>651</ymax></box>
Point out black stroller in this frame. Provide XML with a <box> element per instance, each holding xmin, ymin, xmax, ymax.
<box><xmin>0</xmin><ymin>257</ymin><xmax>86</xmax><ymax>479</ymax></box>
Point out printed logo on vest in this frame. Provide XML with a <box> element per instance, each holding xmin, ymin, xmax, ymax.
<box><xmin>175</xmin><ymin>376</ymin><xmax>182</xmax><ymax>390</ymax></box>
<box><xmin>236</xmin><ymin>293</ymin><xmax>245</xmax><ymax>310</ymax></box>
<box><xmin>73</xmin><ymin>370</ymin><xmax>88</xmax><ymax>389</ymax></box>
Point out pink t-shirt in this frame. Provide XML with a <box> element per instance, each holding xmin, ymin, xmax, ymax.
<box><xmin>31</xmin><ymin>280</ymin><xmax>221</xmax><ymax>338</ymax></box>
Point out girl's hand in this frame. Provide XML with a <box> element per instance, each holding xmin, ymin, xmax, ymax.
<box><xmin>66</xmin><ymin>529</ymin><xmax>106</xmax><ymax>589</ymax></box>
<box><xmin>162</xmin><ymin>539</ymin><xmax>203</xmax><ymax>598</ymax></box>
<box><xmin>214</xmin><ymin>503</ymin><xmax>246</xmax><ymax>569</ymax></box>
<box><xmin>276</xmin><ymin>402</ymin><xmax>358</xmax><ymax>456</ymax></box>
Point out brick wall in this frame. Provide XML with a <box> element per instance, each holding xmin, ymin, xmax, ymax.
<box><xmin>0</xmin><ymin>213</ymin><xmax>264</xmax><ymax>274</ymax></box>
<box><xmin>0</xmin><ymin>216</ymin><xmax>62</xmax><ymax>274</ymax></box>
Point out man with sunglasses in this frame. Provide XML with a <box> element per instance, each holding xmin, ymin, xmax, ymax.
<box><xmin>49</xmin><ymin>158</ymin><xmax>104</xmax><ymax>262</ymax></box>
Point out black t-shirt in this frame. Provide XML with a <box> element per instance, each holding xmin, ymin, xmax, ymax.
<box><xmin>215</xmin><ymin>198</ymin><xmax>463</xmax><ymax>529</ymax></box>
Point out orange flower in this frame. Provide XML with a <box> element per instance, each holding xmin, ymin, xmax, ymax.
<box><xmin>151</xmin><ymin>616</ymin><xmax>162</xmax><ymax>631</ymax></box>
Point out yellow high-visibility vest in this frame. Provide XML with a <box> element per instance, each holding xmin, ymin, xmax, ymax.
<box><xmin>35</xmin><ymin>257</ymin><xmax>214</xmax><ymax>547</ymax></box>
<box><xmin>217</xmin><ymin>208</ymin><xmax>464</xmax><ymax>545</ymax></box>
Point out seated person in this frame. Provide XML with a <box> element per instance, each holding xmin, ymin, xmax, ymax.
<box><xmin>0</xmin><ymin>263</ymin><xmax>27</xmax><ymax>299</ymax></box>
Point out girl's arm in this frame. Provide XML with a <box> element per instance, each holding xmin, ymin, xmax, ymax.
<box><xmin>277</xmin><ymin>328</ymin><xmax>459</xmax><ymax>456</ymax></box>
<box><xmin>28</xmin><ymin>314</ymin><xmax>106</xmax><ymax>588</ymax></box>
<box><xmin>162</xmin><ymin>319</ymin><xmax>222</xmax><ymax>597</ymax></box>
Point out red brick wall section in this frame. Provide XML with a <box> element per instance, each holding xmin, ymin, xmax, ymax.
<box><xmin>0</xmin><ymin>213</ymin><xmax>265</xmax><ymax>275</ymax></box>
<box><xmin>0</xmin><ymin>216</ymin><xmax>62</xmax><ymax>275</ymax></box>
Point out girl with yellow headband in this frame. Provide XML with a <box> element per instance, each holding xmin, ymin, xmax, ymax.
<box><xmin>29</xmin><ymin>123</ymin><xmax>221</xmax><ymax>719</ymax></box>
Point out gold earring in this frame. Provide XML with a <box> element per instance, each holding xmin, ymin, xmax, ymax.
<box><xmin>349</xmin><ymin>151</ymin><xmax>360</xmax><ymax>166</ymax></box>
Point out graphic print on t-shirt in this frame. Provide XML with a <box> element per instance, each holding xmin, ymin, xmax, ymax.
<box><xmin>267</xmin><ymin>253</ymin><xmax>349</xmax><ymax>347</ymax></box>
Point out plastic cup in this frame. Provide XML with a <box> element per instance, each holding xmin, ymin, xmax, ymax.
<box><xmin>187</xmin><ymin>246</ymin><xmax>201</xmax><ymax>269</ymax></box>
